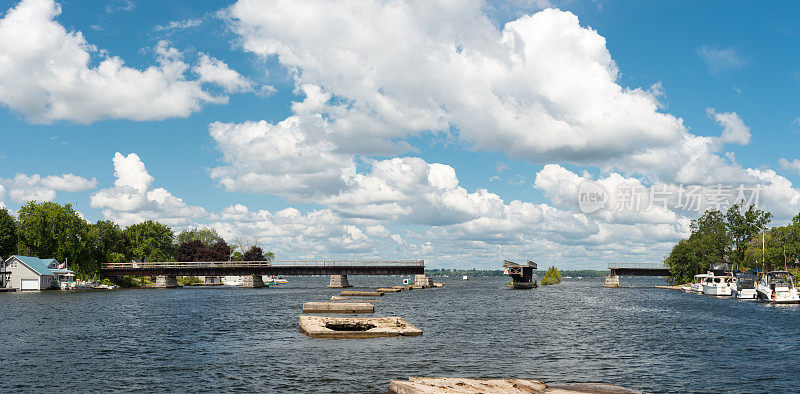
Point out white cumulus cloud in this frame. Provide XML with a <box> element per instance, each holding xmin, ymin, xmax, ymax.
<box><xmin>707</xmin><ymin>108</ymin><xmax>751</xmax><ymax>145</ymax></box>
<box><xmin>0</xmin><ymin>173</ymin><xmax>96</xmax><ymax>203</ymax></box>
<box><xmin>90</xmin><ymin>153</ymin><xmax>206</xmax><ymax>226</ymax></box>
<box><xmin>227</xmin><ymin>1</ymin><xmax>685</xmax><ymax>162</ymax></box>
<box><xmin>0</xmin><ymin>0</ymin><xmax>247</xmax><ymax>124</ymax></box>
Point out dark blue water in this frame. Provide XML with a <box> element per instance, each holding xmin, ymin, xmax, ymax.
<box><xmin>2</xmin><ymin>276</ymin><xmax>799</xmax><ymax>392</ymax></box>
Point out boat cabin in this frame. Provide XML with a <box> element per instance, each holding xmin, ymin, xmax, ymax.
<box><xmin>764</xmin><ymin>271</ymin><xmax>795</xmax><ymax>291</ymax></box>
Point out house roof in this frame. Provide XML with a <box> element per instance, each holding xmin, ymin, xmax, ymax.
<box><xmin>7</xmin><ymin>255</ymin><xmax>56</xmax><ymax>276</ymax></box>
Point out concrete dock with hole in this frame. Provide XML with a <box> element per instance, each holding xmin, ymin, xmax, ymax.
<box><xmin>302</xmin><ymin>302</ymin><xmax>374</xmax><ymax>314</ymax></box>
<box><xmin>299</xmin><ymin>316</ymin><xmax>422</xmax><ymax>339</ymax></box>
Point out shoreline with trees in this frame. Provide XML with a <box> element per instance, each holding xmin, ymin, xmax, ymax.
<box><xmin>0</xmin><ymin>201</ymin><xmax>274</xmax><ymax>283</ymax></box>
<box><xmin>664</xmin><ymin>201</ymin><xmax>799</xmax><ymax>284</ymax></box>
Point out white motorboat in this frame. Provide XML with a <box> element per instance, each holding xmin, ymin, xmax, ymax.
<box><xmin>690</xmin><ymin>274</ymin><xmax>709</xmax><ymax>293</ymax></box>
<box><xmin>731</xmin><ymin>273</ymin><xmax>757</xmax><ymax>300</ymax></box>
<box><xmin>222</xmin><ymin>276</ymin><xmax>244</xmax><ymax>286</ymax></box>
<box><xmin>702</xmin><ymin>274</ymin><xmax>733</xmax><ymax>296</ymax></box>
<box><xmin>756</xmin><ymin>271</ymin><xmax>800</xmax><ymax>304</ymax></box>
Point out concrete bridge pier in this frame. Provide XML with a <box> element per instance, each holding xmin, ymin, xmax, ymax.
<box><xmin>328</xmin><ymin>275</ymin><xmax>352</xmax><ymax>288</ymax></box>
<box><xmin>155</xmin><ymin>275</ymin><xmax>178</xmax><ymax>288</ymax></box>
<box><xmin>242</xmin><ymin>275</ymin><xmax>264</xmax><ymax>288</ymax></box>
<box><xmin>414</xmin><ymin>274</ymin><xmax>433</xmax><ymax>288</ymax></box>
<box><xmin>603</xmin><ymin>274</ymin><xmax>620</xmax><ymax>288</ymax></box>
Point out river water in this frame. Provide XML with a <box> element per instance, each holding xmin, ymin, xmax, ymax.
<box><xmin>1</xmin><ymin>276</ymin><xmax>799</xmax><ymax>393</ymax></box>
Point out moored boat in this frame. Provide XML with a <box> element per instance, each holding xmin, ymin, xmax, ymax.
<box><xmin>731</xmin><ymin>272</ymin><xmax>757</xmax><ymax>299</ymax></box>
<box><xmin>756</xmin><ymin>271</ymin><xmax>800</xmax><ymax>304</ymax></box>
<box><xmin>702</xmin><ymin>274</ymin><xmax>733</xmax><ymax>296</ymax></box>
<box><xmin>690</xmin><ymin>274</ymin><xmax>709</xmax><ymax>293</ymax></box>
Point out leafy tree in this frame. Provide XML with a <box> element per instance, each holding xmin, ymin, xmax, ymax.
<box><xmin>243</xmin><ymin>245</ymin><xmax>266</xmax><ymax>261</ymax></box>
<box><xmin>665</xmin><ymin>239</ymin><xmax>704</xmax><ymax>284</ymax></box>
<box><xmin>176</xmin><ymin>227</ymin><xmax>221</xmax><ymax>247</ymax></box>
<box><xmin>16</xmin><ymin>201</ymin><xmax>93</xmax><ymax>276</ymax></box>
<box><xmin>123</xmin><ymin>221</ymin><xmax>175</xmax><ymax>262</ymax></box>
<box><xmin>195</xmin><ymin>239</ymin><xmax>231</xmax><ymax>261</ymax></box>
<box><xmin>541</xmin><ymin>266</ymin><xmax>562</xmax><ymax>285</ymax></box>
<box><xmin>691</xmin><ymin>209</ymin><xmax>729</xmax><ymax>263</ymax></box>
<box><xmin>176</xmin><ymin>239</ymin><xmax>205</xmax><ymax>262</ymax></box>
<box><xmin>209</xmin><ymin>240</ymin><xmax>231</xmax><ymax>261</ymax></box>
<box><xmin>87</xmin><ymin>220</ymin><xmax>131</xmax><ymax>267</ymax></box>
<box><xmin>0</xmin><ymin>208</ymin><xmax>18</xmax><ymax>259</ymax></box>
<box><xmin>726</xmin><ymin>202</ymin><xmax>772</xmax><ymax>269</ymax></box>
<box><xmin>231</xmin><ymin>251</ymin><xmax>244</xmax><ymax>261</ymax></box>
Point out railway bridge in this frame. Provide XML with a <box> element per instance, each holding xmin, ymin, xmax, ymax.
<box><xmin>101</xmin><ymin>260</ymin><xmax>425</xmax><ymax>288</ymax></box>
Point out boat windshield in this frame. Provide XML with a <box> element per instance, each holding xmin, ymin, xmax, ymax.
<box><xmin>767</xmin><ymin>272</ymin><xmax>794</xmax><ymax>287</ymax></box>
<box><xmin>737</xmin><ymin>276</ymin><xmax>756</xmax><ymax>288</ymax></box>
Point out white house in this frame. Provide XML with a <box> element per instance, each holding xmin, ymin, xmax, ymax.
<box><xmin>4</xmin><ymin>255</ymin><xmax>63</xmax><ymax>291</ymax></box>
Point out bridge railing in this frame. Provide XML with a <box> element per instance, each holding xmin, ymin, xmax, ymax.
<box><xmin>101</xmin><ymin>260</ymin><xmax>425</xmax><ymax>269</ymax></box>
<box><xmin>607</xmin><ymin>262</ymin><xmax>668</xmax><ymax>270</ymax></box>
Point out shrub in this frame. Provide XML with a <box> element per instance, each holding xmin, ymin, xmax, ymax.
<box><xmin>541</xmin><ymin>266</ymin><xmax>562</xmax><ymax>286</ymax></box>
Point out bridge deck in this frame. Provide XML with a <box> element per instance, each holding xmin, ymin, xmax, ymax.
<box><xmin>101</xmin><ymin>260</ymin><xmax>425</xmax><ymax>277</ymax></box>
<box><xmin>608</xmin><ymin>262</ymin><xmax>670</xmax><ymax>277</ymax></box>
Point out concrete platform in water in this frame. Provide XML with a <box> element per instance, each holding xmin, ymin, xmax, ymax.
<box><xmin>299</xmin><ymin>316</ymin><xmax>422</xmax><ymax>339</ymax></box>
<box><xmin>341</xmin><ymin>290</ymin><xmax>383</xmax><ymax>297</ymax></box>
<box><xmin>388</xmin><ymin>377</ymin><xmax>642</xmax><ymax>393</ymax></box>
<box><xmin>507</xmin><ymin>281</ymin><xmax>537</xmax><ymax>289</ymax></box>
<box><xmin>302</xmin><ymin>302</ymin><xmax>374</xmax><ymax>314</ymax></box>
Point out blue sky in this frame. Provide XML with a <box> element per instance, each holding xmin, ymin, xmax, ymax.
<box><xmin>1</xmin><ymin>0</ymin><xmax>799</xmax><ymax>269</ymax></box>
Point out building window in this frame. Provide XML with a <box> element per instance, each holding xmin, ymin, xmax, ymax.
<box><xmin>10</xmin><ymin>261</ymin><xmax>16</xmax><ymax>268</ymax></box>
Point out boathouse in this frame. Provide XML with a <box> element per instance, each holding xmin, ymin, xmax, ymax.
<box><xmin>3</xmin><ymin>256</ymin><xmax>65</xmax><ymax>290</ymax></box>
<box><xmin>0</xmin><ymin>257</ymin><xmax>7</xmax><ymax>288</ymax></box>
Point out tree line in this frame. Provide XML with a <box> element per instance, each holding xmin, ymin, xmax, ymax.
<box><xmin>665</xmin><ymin>201</ymin><xmax>800</xmax><ymax>284</ymax></box>
<box><xmin>0</xmin><ymin>201</ymin><xmax>273</xmax><ymax>279</ymax></box>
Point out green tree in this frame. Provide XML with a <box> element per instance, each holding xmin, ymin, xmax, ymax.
<box><xmin>0</xmin><ymin>208</ymin><xmax>18</xmax><ymax>259</ymax></box>
<box><xmin>16</xmin><ymin>201</ymin><xmax>94</xmax><ymax>276</ymax></box>
<box><xmin>726</xmin><ymin>201</ymin><xmax>772</xmax><ymax>269</ymax></box>
<box><xmin>665</xmin><ymin>209</ymin><xmax>730</xmax><ymax>284</ymax></box>
<box><xmin>176</xmin><ymin>227</ymin><xmax>221</xmax><ymax>247</ymax></box>
<box><xmin>541</xmin><ymin>266</ymin><xmax>562</xmax><ymax>285</ymax></box>
<box><xmin>123</xmin><ymin>221</ymin><xmax>175</xmax><ymax>262</ymax></box>
<box><xmin>87</xmin><ymin>220</ymin><xmax>131</xmax><ymax>265</ymax></box>
<box><xmin>691</xmin><ymin>209</ymin><xmax>729</xmax><ymax>263</ymax></box>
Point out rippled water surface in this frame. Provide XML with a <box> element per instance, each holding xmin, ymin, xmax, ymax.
<box><xmin>2</xmin><ymin>276</ymin><xmax>800</xmax><ymax>392</ymax></box>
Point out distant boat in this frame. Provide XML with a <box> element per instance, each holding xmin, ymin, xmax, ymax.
<box><xmin>756</xmin><ymin>271</ymin><xmax>800</xmax><ymax>303</ymax></box>
<box><xmin>461</xmin><ymin>275</ymin><xmax>469</xmax><ymax>281</ymax></box>
<box><xmin>265</xmin><ymin>276</ymin><xmax>288</xmax><ymax>285</ymax></box>
<box><xmin>222</xmin><ymin>276</ymin><xmax>244</xmax><ymax>286</ymax></box>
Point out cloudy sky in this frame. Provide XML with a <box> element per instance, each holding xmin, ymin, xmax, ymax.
<box><xmin>1</xmin><ymin>0</ymin><xmax>799</xmax><ymax>269</ymax></box>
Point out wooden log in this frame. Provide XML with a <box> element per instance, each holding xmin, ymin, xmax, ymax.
<box><xmin>376</xmin><ymin>288</ymin><xmax>402</xmax><ymax>293</ymax></box>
